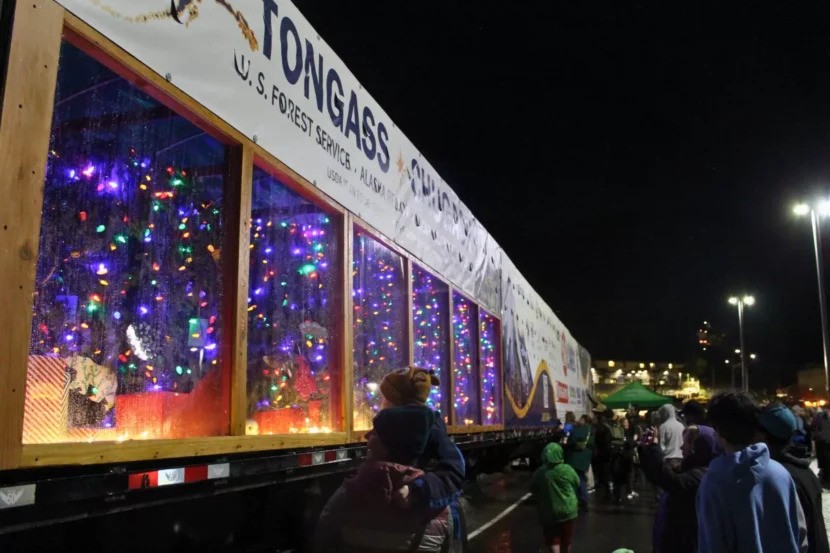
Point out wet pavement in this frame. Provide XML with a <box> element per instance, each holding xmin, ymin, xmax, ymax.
<box><xmin>464</xmin><ymin>470</ymin><xmax>654</xmax><ymax>553</ymax></box>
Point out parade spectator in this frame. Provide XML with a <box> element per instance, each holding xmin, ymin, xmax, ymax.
<box><xmin>639</xmin><ymin>424</ymin><xmax>719</xmax><ymax>553</ymax></box>
<box><xmin>313</xmin><ymin>405</ymin><xmax>449</xmax><ymax>553</ymax></box>
<box><xmin>592</xmin><ymin>408</ymin><xmax>613</xmax><ymax>500</ymax></box>
<box><xmin>680</xmin><ymin>400</ymin><xmax>706</xmax><ymax>426</ymax></box>
<box><xmin>564</xmin><ymin>411</ymin><xmax>576</xmax><ymax>436</ymax></box>
<box><xmin>564</xmin><ymin>414</ymin><xmax>594</xmax><ymax>510</ymax></box>
<box><xmin>759</xmin><ymin>404</ymin><xmax>829</xmax><ymax>553</ymax></box>
<box><xmin>697</xmin><ymin>392</ymin><xmax>807</xmax><ymax>553</ymax></box>
<box><xmin>611</xmin><ymin>417</ymin><xmax>636</xmax><ymax>503</ymax></box>
<box><xmin>657</xmin><ymin>404</ymin><xmax>684</xmax><ymax>471</ymax></box>
<box><xmin>530</xmin><ymin>442</ymin><xmax>581</xmax><ymax>553</ymax></box>
<box><xmin>812</xmin><ymin>404</ymin><xmax>830</xmax><ymax>484</ymax></box>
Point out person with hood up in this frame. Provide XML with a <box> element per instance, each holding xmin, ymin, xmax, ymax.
<box><xmin>564</xmin><ymin>414</ymin><xmax>594</xmax><ymax>510</ymax></box>
<box><xmin>697</xmin><ymin>392</ymin><xmax>808</xmax><ymax>553</ymax></box>
<box><xmin>313</xmin><ymin>405</ymin><xmax>449</xmax><ymax>553</ymax></box>
<box><xmin>530</xmin><ymin>442</ymin><xmax>581</xmax><ymax>553</ymax></box>
<box><xmin>657</xmin><ymin>403</ymin><xmax>684</xmax><ymax>471</ymax></box>
<box><xmin>639</xmin><ymin>424</ymin><xmax>719</xmax><ymax>553</ymax></box>
<box><xmin>759</xmin><ymin>403</ymin><xmax>830</xmax><ymax>553</ymax></box>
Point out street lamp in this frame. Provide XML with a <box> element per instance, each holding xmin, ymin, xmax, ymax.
<box><xmin>728</xmin><ymin>295</ymin><xmax>755</xmax><ymax>392</ymax></box>
<box><xmin>794</xmin><ymin>202</ymin><xmax>830</xmax><ymax>397</ymax></box>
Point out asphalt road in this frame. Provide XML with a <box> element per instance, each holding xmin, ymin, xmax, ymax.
<box><xmin>464</xmin><ymin>470</ymin><xmax>654</xmax><ymax>553</ymax></box>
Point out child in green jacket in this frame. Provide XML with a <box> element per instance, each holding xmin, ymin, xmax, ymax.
<box><xmin>530</xmin><ymin>442</ymin><xmax>581</xmax><ymax>553</ymax></box>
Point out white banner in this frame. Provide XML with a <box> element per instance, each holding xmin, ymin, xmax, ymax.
<box><xmin>56</xmin><ymin>0</ymin><xmax>500</xmax><ymax>313</ymax></box>
<box><xmin>501</xmin><ymin>253</ymin><xmax>588</xmax><ymax>421</ymax></box>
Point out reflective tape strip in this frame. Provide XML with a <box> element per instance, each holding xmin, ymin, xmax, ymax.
<box><xmin>0</xmin><ymin>484</ymin><xmax>36</xmax><ymax>509</ymax></box>
<box><xmin>312</xmin><ymin>452</ymin><xmax>325</xmax><ymax>465</ymax></box>
<box><xmin>128</xmin><ymin>471</ymin><xmax>158</xmax><ymax>490</ymax></box>
<box><xmin>324</xmin><ymin>450</ymin><xmax>337</xmax><ymax>463</ymax></box>
<box><xmin>208</xmin><ymin>463</ymin><xmax>229</xmax><ymax>479</ymax></box>
<box><xmin>185</xmin><ymin>465</ymin><xmax>208</xmax><ymax>483</ymax></box>
<box><xmin>157</xmin><ymin>468</ymin><xmax>185</xmax><ymax>486</ymax></box>
<box><xmin>298</xmin><ymin>453</ymin><xmax>312</xmax><ymax>467</ymax></box>
<box><xmin>336</xmin><ymin>449</ymin><xmax>348</xmax><ymax>461</ymax></box>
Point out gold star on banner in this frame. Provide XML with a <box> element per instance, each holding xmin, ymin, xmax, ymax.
<box><xmin>396</xmin><ymin>152</ymin><xmax>405</xmax><ymax>174</ymax></box>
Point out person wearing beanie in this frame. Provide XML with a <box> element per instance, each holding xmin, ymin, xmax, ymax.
<box><xmin>680</xmin><ymin>400</ymin><xmax>706</xmax><ymax>426</ymax></box>
<box><xmin>530</xmin><ymin>442</ymin><xmax>581</xmax><ymax>553</ymax></box>
<box><xmin>379</xmin><ymin>366</ymin><xmax>466</xmax><ymax>548</ymax></box>
<box><xmin>313</xmin><ymin>406</ymin><xmax>450</xmax><ymax>553</ymax></box>
<box><xmin>760</xmin><ymin>403</ymin><xmax>830</xmax><ymax>553</ymax></box>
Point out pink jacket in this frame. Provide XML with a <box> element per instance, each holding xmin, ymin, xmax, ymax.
<box><xmin>315</xmin><ymin>461</ymin><xmax>450</xmax><ymax>553</ymax></box>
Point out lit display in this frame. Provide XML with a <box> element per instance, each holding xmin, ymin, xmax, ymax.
<box><xmin>411</xmin><ymin>265</ymin><xmax>450</xmax><ymax>414</ymax></box>
<box><xmin>479</xmin><ymin>309</ymin><xmax>502</xmax><ymax>424</ymax></box>
<box><xmin>452</xmin><ymin>292</ymin><xmax>480</xmax><ymax>425</ymax></box>
<box><xmin>246</xmin><ymin>168</ymin><xmax>341</xmax><ymax>434</ymax></box>
<box><xmin>352</xmin><ymin>229</ymin><xmax>407</xmax><ymax>430</ymax></box>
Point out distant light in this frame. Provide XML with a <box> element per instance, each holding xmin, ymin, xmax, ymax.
<box><xmin>750</xmin><ymin>353</ymin><xmax>757</xmax><ymax>360</ymax></box>
<box><xmin>728</xmin><ymin>297</ymin><xmax>739</xmax><ymax>305</ymax></box>
<box><xmin>820</xmin><ymin>201</ymin><xmax>830</xmax><ymax>217</ymax></box>
<box><xmin>725</xmin><ymin>360</ymin><xmax>730</xmax><ymax>364</ymax></box>
<box><xmin>608</xmin><ymin>360</ymin><xmax>615</xmax><ymax>368</ymax></box>
<box><xmin>668</xmin><ymin>363</ymin><xmax>673</xmax><ymax>369</ymax></box>
<box><xmin>649</xmin><ymin>362</ymin><xmax>655</xmax><ymax>368</ymax></box>
<box><xmin>735</xmin><ymin>349</ymin><xmax>741</xmax><ymax>354</ymax></box>
<box><xmin>794</xmin><ymin>203</ymin><xmax>810</xmax><ymax>216</ymax></box>
<box><xmin>663</xmin><ymin>370</ymin><xmax>669</xmax><ymax>375</ymax></box>
<box><xmin>639</xmin><ymin>363</ymin><xmax>645</xmax><ymax>369</ymax></box>
<box><xmin>659</xmin><ymin>380</ymin><xmax>665</xmax><ymax>385</ymax></box>
<box><xmin>743</xmin><ymin>295</ymin><xmax>755</xmax><ymax>306</ymax></box>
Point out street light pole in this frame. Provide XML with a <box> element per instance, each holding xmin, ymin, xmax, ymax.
<box><xmin>729</xmin><ymin>295</ymin><xmax>754</xmax><ymax>392</ymax></box>
<box><xmin>738</xmin><ymin>302</ymin><xmax>747</xmax><ymax>393</ymax></box>
<box><xmin>810</xmin><ymin>208</ymin><xmax>830</xmax><ymax>398</ymax></box>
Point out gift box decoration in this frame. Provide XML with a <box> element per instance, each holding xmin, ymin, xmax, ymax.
<box><xmin>23</xmin><ymin>355</ymin><xmax>70</xmax><ymax>443</ymax></box>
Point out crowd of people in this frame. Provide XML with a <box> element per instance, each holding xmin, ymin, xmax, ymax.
<box><xmin>528</xmin><ymin>393</ymin><xmax>830</xmax><ymax>553</ymax></box>
<box><xmin>308</xmin><ymin>364</ymin><xmax>830</xmax><ymax>553</ymax></box>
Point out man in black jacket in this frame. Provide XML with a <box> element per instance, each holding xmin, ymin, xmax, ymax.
<box><xmin>760</xmin><ymin>403</ymin><xmax>830</xmax><ymax>553</ymax></box>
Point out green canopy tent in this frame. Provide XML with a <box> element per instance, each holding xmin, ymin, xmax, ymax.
<box><xmin>603</xmin><ymin>381</ymin><xmax>673</xmax><ymax>409</ymax></box>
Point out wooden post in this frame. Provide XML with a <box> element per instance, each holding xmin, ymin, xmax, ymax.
<box><xmin>0</xmin><ymin>0</ymin><xmax>64</xmax><ymax>470</ymax></box>
<box><xmin>343</xmin><ymin>215</ymin><xmax>354</xmax><ymax>440</ymax></box>
<box><xmin>406</xmin><ymin>258</ymin><xmax>415</xmax><ymax>367</ymax></box>
<box><xmin>226</xmin><ymin>145</ymin><xmax>253</xmax><ymax>436</ymax></box>
<box><xmin>447</xmin><ymin>289</ymin><xmax>456</xmax><ymax>427</ymax></box>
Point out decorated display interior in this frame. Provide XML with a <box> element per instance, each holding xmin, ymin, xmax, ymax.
<box><xmin>411</xmin><ymin>265</ymin><xmax>450</xmax><ymax>417</ymax></box>
<box><xmin>25</xmin><ymin>42</ymin><xmax>229</xmax><ymax>443</ymax></box>
<box><xmin>352</xmin><ymin>229</ymin><xmax>407</xmax><ymax>430</ymax></box>
<box><xmin>479</xmin><ymin>310</ymin><xmax>502</xmax><ymax>425</ymax></box>
<box><xmin>452</xmin><ymin>292</ymin><xmax>480</xmax><ymax>425</ymax></box>
<box><xmin>245</xmin><ymin>168</ymin><xmax>341</xmax><ymax>435</ymax></box>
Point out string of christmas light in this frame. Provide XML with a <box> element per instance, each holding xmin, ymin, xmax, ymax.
<box><xmin>30</xmin><ymin>44</ymin><xmax>227</xmax><ymax>434</ymax></box>
<box><xmin>452</xmin><ymin>292</ymin><xmax>480</xmax><ymax>425</ymax></box>
<box><xmin>352</xmin><ymin>230</ymin><xmax>406</xmax><ymax>429</ymax></box>
<box><xmin>412</xmin><ymin>265</ymin><xmax>449</xmax><ymax>414</ymax></box>
<box><xmin>246</xmin><ymin>169</ymin><xmax>336</xmax><ymax>431</ymax></box>
<box><xmin>479</xmin><ymin>310</ymin><xmax>502</xmax><ymax>424</ymax></box>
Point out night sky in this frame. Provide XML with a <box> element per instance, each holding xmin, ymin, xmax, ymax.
<box><xmin>293</xmin><ymin>1</ymin><xmax>830</xmax><ymax>388</ymax></box>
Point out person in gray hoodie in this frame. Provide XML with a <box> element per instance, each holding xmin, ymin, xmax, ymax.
<box><xmin>657</xmin><ymin>404</ymin><xmax>685</xmax><ymax>470</ymax></box>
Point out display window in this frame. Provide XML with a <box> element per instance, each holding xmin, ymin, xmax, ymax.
<box><xmin>411</xmin><ymin>265</ymin><xmax>450</xmax><ymax>417</ymax></box>
<box><xmin>351</xmin><ymin>228</ymin><xmax>407</xmax><ymax>430</ymax></box>
<box><xmin>245</xmin><ymin>167</ymin><xmax>342</xmax><ymax>435</ymax></box>
<box><xmin>452</xmin><ymin>292</ymin><xmax>480</xmax><ymax>425</ymax></box>
<box><xmin>479</xmin><ymin>309</ymin><xmax>502</xmax><ymax>425</ymax></box>
<box><xmin>26</xmin><ymin>41</ymin><xmax>231</xmax><ymax>443</ymax></box>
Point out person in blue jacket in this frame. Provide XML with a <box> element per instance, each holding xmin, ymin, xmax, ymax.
<box><xmin>697</xmin><ymin>391</ymin><xmax>808</xmax><ymax>553</ymax></box>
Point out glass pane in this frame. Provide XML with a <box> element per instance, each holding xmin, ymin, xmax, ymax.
<box><xmin>26</xmin><ymin>41</ymin><xmax>229</xmax><ymax>443</ymax></box>
<box><xmin>352</xmin><ymin>229</ymin><xmax>407</xmax><ymax>430</ymax></box>
<box><xmin>452</xmin><ymin>292</ymin><xmax>480</xmax><ymax>425</ymax></box>
<box><xmin>480</xmin><ymin>310</ymin><xmax>502</xmax><ymax>425</ymax></box>
<box><xmin>246</xmin><ymin>168</ymin><xmax>342</xmax><ymax>434</ymax></box>
<box><xmin>411</xmin><ymin>265</ymin><xmax>450</xmax><ymax>417</ymax></box>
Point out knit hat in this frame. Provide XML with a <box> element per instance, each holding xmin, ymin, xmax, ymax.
<box><xmin>380</xmin><ymin>366</ymin><xmax>439</xmax><ymax>406</ymax></box>
<box><xmin>372</xmin><ymin>405</ymin><xmax>434</xmax><ymax>460</ymax></box>
<box><xmin>759</xmin><ymin>404</ymin><xmax>797</xmax><ymax>441</ymax></box>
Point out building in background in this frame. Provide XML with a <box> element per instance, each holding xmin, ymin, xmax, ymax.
<box><xmin>592</xmin><ymin>359</ymin><xmax>705</xmax><ymax>400</ymax></box>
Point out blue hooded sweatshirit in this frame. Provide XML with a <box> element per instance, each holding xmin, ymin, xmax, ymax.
<box><xmin>696</xmin><ymin>442</ymin><xmax>808</xmax><ymax>553</ymax></box>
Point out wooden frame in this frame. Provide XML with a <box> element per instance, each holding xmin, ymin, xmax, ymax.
<box><xmin>0</xmin><ymin>0</ymin><xmax>64</xmax><ymax>470</ymax></box>
<box><xmin>2</xmin><ymin>0</ymin><xmax>509</xmax><ymax>469</ymax></box>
